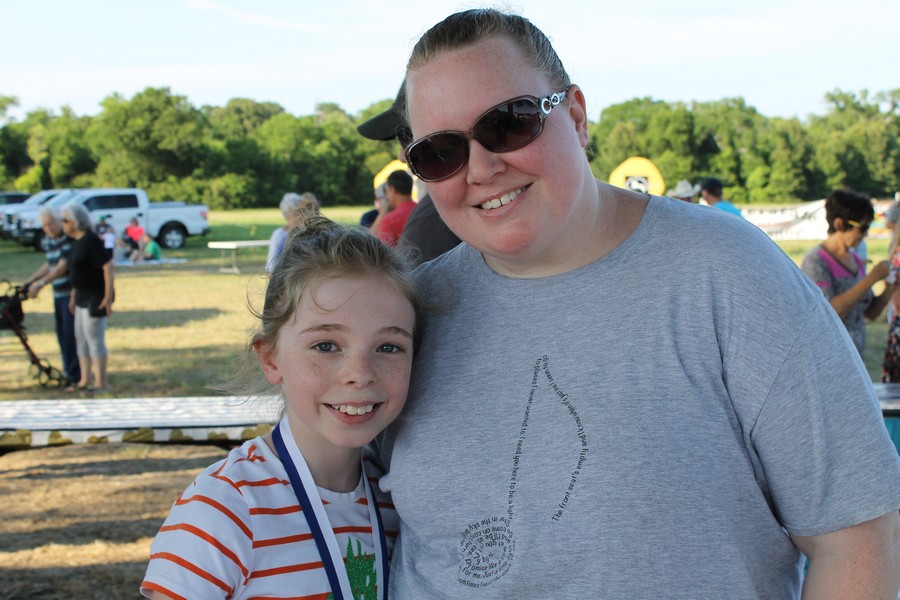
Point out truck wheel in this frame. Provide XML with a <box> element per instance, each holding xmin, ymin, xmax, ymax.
<box><xmin>159</xmin><ymin>224</ymin><xmax>187</xmax><ymax>249</ymax></box>
<box><xmin>32</xmin><ymin>230</ymin><xmax>44</xmax><ymax>252</ymax></box>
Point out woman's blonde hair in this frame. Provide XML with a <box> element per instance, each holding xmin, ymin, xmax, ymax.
<box><xmin>403</xmin><ymin>8</ymin><xmax>571</xmax><ymax>118</ymax></box>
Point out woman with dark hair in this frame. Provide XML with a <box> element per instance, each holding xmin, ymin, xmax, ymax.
<box><xmin>372</xmin><ymin>9</ymin><xmax>900</xmax><ymax>599</ymax></box>
<box><xmin>61</xmin><ymin>202</ymin><xmax>114</xmax><ymax>392</ymax></box>
<box><xmin>801</xmin><ymin>188</ymin><xmax>896</xmax><ymax>356</ymax></box>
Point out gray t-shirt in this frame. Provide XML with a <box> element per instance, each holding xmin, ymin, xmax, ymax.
<box><xmin>376</xmin><ymin>196</ymin><xmax>900</xmax><ymax>599</ymax></box>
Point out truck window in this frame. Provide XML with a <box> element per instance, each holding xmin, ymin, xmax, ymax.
<box><xmin>83</xmin><ymin>194</ymin><xmax>140</xmax><ymax>210</ymax></box>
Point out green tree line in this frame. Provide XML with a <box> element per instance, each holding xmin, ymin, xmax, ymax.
<box><xmin>1</xmin><ymin>87</ymin><xmax>898</xmax><ymax>208</ymax></box>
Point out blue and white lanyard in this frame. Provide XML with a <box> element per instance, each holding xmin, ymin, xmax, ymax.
<box><xmin>272</xmin><ymin>418</ymin><xmax>389</xmax><ymax>600</ymax></box>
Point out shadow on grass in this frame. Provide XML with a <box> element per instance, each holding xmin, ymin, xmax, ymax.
<box><xmin>109</xmin><ymin>308</ymin><xmax>224</xmax><ymax>330</ymax></box>
<box><xmin>5</xmin><ymin>454</ymin><xmax>224</xmax><ymax>481</ymax></box>
<box><xmin>1</xmin><ymin>518</ymin><xmax>172</xmax><ymax>553</ymax></box>
<box><xmin>0</xmin><ymin>343</ymin><xmax>241</xmax><ymax>400</ymax></box>
<box><xmin>1</xmin><ymin>561</ymin><xmax>149</xmax><ymax>600</ymax></box>
<box><xmin>108</xmin><ymin>344</ymin><xmax>242</xmax><ymax>397</ymax></box>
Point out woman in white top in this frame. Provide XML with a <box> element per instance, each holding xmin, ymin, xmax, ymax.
<box><xmin>266</xmin><ymin>191</ymin><xmax>320</xmax><ymax>272</ymax></box>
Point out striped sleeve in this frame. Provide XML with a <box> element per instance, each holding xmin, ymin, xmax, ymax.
<box><xmin>142</xmin><ymin>438</ymin><xmax>399</xmax><ymax>599</ymax></box>
<box><xmin>141</xmin><ymin>445</ymin><xmax>260</xmax><ymax>598</ymax></box>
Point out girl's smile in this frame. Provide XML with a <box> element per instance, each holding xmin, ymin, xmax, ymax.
<box><xmin>257</xmin><ymin>273</ymin><xmax>416</xmax><ymax>484</ymax></box>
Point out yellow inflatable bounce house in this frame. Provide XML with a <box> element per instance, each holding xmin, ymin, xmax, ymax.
<box><xmin>608</xmin><ymin>157</ymin><xmax>665</xmax><ymax>196</ymax></box>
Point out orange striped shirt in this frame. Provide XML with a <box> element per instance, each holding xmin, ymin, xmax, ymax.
<box><xmin>140</xmin><ymin>437</ymin><xmax>398</xmax><ymax>599</ymax></box>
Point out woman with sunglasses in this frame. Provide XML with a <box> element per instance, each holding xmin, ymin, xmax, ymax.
<box><xmin>801</xmin><ymin>188</ymin><xmax>896</xmax><ymax>358</ymax></box>
<box><xmin>370</xmin><ymin>8</ymin><xmax>900</xmax><ymax>600</ymax></box>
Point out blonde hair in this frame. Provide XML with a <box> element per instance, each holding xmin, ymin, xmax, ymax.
<box><xmin>295</xmin><ymin>192</ymin><xmax>320</xmax><ymax>226</ymax></box>
<box><xmin>403</xmin><ymin>8</ymin><xmax>570</xmax><ymax>118</ymax></box>
<box><xmin>227</xmin><ymin>216</ymin><xmax>420</xmax><ymax>401</ymax></box>
<box><xmin>280</xmin><ymin>191</ymin><xmax>320</xmax><ymax>224</ymax></box>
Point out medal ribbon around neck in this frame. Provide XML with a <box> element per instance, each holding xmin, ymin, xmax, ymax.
<box><xmin>272</xmin><ymin>418</ymin><xmax>389</xmax><ymax>600</ymax></box>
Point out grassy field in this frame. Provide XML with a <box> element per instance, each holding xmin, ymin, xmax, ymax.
<box><xmin>0</xmin><ymin>206</ymin><xmax>367</xmax><ymax>401</ymax></box>
<box><xmin>0</xmin><ymin>210</ymin><xmax>892</xmax><ymax>400</ymax></box>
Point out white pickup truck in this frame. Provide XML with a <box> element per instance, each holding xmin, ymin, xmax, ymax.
<box><xmin>12</xmin><ymin>188</ymin><xmax>210</xmax><ymax>250</ymax></box>
<box><xmin>1</xmin><ymin>189</ymin><xmax>76</xmax><ymax>240</ymax></box>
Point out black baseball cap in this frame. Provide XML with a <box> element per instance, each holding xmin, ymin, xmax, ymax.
<box><xmin>357</xmin><ymin>80</ymin><xmax>411</xmax><ymax>145</ymax></box>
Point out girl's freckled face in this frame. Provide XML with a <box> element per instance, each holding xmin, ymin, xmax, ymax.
<box><xmin>257</xmin><ymin>274</ymin><xmax>416</xmax><ymax>455</ymax></box>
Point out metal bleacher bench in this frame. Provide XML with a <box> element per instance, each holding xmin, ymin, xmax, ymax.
<box><xmin>208</xmin><ymin>240</ymin><xmax>270</xmax><ymax>273</ymax></box>
<box><xmin>2</xmin><ymin>389</ymin><xmax>897</xmax><ymax>453</ymax></box>
<box><xmin>0</xmin><ymin>396</ymin><xmax>278</xmax><ymax>449</ymax></box>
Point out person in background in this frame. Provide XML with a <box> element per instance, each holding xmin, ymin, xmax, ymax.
<box><xmin>141</xmin><ymin>217</ymin><xmax>418</xmax><ymax>600</ymax></box>
<box><xmin>699</xmin><ymin>177</ymin><xmax>743</xmax><ymax>217</ymax></box>
<box><xmin>24</xmin><ymin>206</ymin><xmax>81</xmax><ymax>386</ymax></box>
<box><xmin>373</xmin><ymin>8</ymin><xmax>900</xmax><ymax>598</ymax></box>
<box><xmin>95</xmin><ymin>216</ymin><xmax>116</xmax><ymax>261</ymax></box>
<box><xmin>665</xmin><ymin>179</ymin><xmax>698</xmax><ymax>203</ymax></box>
<box><xmin>399</xmin><ymin>185</ymin><xmax>462</xmax><ymax>264</ymax></box>
<box><xmin>61</xmin><ymin>202</ymin><xmax>113</xmax><ymax>392</ymax></box>
<box><xmin>357</xmin><ymin>80</ymin><xmax>461</xmax><ymax>264</ymax></box>
<box><xmin>266</xmin><ymin>191</ymin><xmax>320</xmax><ymax>272</ymax></box>
<box><xmin>882</xmin><ymin>214</ymin><xmax>900</xmax><ymax>380</ymax></box>
<box><xmin>95</xmin><ymin>214</ymin><xmax>111</xmax><ymax>237</ymax></box>
<box><xmin>801</xmin><ymin>188</ymin><xmax>896</xmax><ymax>357</ymax></box>
<box><xmin>118</xmin><ymin>216</ymin><xmax>145</xmax><ymax>254</ymax></box>
<box><xmin>131</xmin><ymin>232</ymin><xmax>161</xmax><ymax>262</ymax></box>
<box><xmin>884</xmin><ymin>191</ymin><xmax>900</xmax><ymax>231</ymax></box>
<box><xmin>855</xmin><ymin>194</ymin><xmax>882</xmax><ymax>264</ymax></box>
<box><xmin>371</xmin><ymin>170</ymin><xmax>416</xmax><ymax>247</ymax></box>
<box><xmin>360</xmin><ymin>183</ymin><xmax>386</xmax><ymax>229</ymax></box>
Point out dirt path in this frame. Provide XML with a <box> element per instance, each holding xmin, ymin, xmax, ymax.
<box><xmin>0</xmin><ymin>443</ymin><xmax>229</xmax><ymax>599</ymax></box>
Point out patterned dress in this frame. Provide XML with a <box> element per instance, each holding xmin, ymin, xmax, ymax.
<box><xmin>800</xmin><ymin>246</ymin><xmax>871</xmax><ymax>356</ymax></box>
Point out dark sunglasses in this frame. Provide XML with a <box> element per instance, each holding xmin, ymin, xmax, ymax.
<box><xmin>846</xmin><ymin>219</ymin><xmax>870</xmax><ymax>234</ymax></box>
<box><xmin>404</xmin><ymin>88</ymin><xmax>570</xmax><ymax>182</ymax></box>
<box><xmin>60</xmin><ymin>217</ymin><xmax>73</xmax><ymax>223</ymax></box>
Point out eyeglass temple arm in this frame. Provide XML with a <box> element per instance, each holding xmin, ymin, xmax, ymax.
<box><xmin>541</xmin><ymin>89</ymin><xmax>569</xmax><ymax>114</ymax></box>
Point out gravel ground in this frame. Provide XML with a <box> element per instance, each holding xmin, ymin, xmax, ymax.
<box><xmin>0</xmin><ymin>443</ymin><xmax>229</xmax><ymax>599</ymax></box>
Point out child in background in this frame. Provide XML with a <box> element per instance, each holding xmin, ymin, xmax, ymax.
<box><xmin>131</xmin><ymin>233</ymin><xmax>161</xmax><ymax>262</ymax></box>
<box><xmin>95</xmin><ymin>215</ymin><xmax>116</xmax><ymax>260</ymax></box>
<box><xmin>141</xmin><ymin>217</ymin><xmax>419</xmax><ymax>600</ymax></box>
<box><xmin>101</xmin><ymin>226</ymin><xmax>116</xmax><ymax>260</ymax></box>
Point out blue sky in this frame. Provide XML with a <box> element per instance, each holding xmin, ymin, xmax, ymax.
<box><xmin>3</xmin><ymin>0</ymin><xmax>898</xmax><ymax>123</ymax></box>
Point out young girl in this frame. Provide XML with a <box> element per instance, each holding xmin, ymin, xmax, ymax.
<box><xmin>141</xmin><ymin>217</ymin><xmax>419</xmax><ymax>600</ymax></box>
